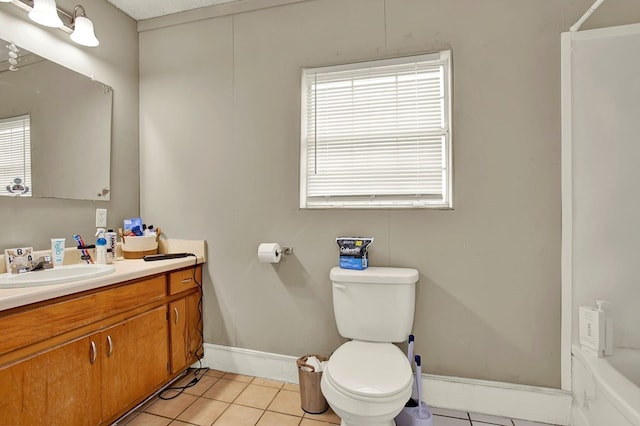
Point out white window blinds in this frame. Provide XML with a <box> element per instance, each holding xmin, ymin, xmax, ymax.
<box><xmin>0</xmin><ymin>114</ymin><xmax>32</xmax><ymax>197</ymax></box>
<box><xmin>300</xmin><ymin>51</ymin><xmax>452</xmax><ymax>209</ymax></box>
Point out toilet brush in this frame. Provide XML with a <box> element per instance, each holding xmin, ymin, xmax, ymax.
<box><xmin>407</xmin><ymin>335</ymin><xmax>418</xmax><ymax>400</ymax></box>
<box><xmin>407</xmin><ymin>335</ymin><xmax>414</xmax><ymax>364</ymax></box>
<box><xmin>394</xmin><ymin>354</ymin><xmax>432</xmax><ymax>426</ymax></box>
<box><xmin>415</xmin><ymin>355</ymin><xmax>427</xmax><ymax>419</ymax></box>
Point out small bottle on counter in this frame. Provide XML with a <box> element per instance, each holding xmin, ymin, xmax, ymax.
<box><xmin>95</xmin><ymin>228</ymin><xmax>107</xmax><ymax>265</ymax></box>
<box><xmin>105</xmin><ymin>229</ymin><xmax>117</xmax><ymax>263</ymax></box>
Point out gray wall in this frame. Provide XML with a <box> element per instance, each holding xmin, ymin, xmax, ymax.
<box><xmin>0</xmin><ymin>0</ymin><xmax>138</xmax><ymax>250</ymax></box>
<box><xmin>138</xmin><ymin>0</ymin><xmax>640</xmax><ymax>389</ymax></box>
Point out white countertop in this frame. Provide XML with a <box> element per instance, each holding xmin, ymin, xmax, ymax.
<box><xmin>0</xmin><ymin>256</ymin><xmax>203</xmax><ymax>312</ymax></box>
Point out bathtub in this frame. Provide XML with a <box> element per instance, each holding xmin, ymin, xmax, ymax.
<box><xmin>572</xmin><ymin>344</ymin><xmax>640</xmax><ymax>426</ymax></box>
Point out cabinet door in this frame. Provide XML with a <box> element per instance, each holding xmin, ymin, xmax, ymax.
<box><xmin>101</xmin><ymin>306</ymin><xmax>169</xmax><ymax>421</ymax></box>
<box><xmin>185</xmin><ymin>291</ymin><xmax>203</xmax><ymax>365</ymax></box>
<box><xmin>169</xmin><ymin>298</ymin><xmax>188</xmax><ymax>373</ymax></box>
<box><xmin>0</xmin><ymin>335</ymin><xmax>101</xmax><ymax>425</ymax></box>
<box><xmin>169</xmin><ymin>291</ymin><xmax>203</xmax><ymax>374</ymax></box>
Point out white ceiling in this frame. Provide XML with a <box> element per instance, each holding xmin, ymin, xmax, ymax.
<box><xmin>105</xmin><ymin>0</ymin><xmax>242</xmax><ymax>20</ymax></box>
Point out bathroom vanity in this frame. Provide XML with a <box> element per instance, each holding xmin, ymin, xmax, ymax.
<box><xmin>0</xmin><ymin>257</ymin><xmax>203</xmax><ymax>425</ymax></box>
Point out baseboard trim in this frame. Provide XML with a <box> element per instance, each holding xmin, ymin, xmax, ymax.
<box><xmin>422</xmin><ymin>373</ymin><xmax>572</xmax><ymax>425</ymax></box>
<box><xmin>201</xmin><ymin>343</ymin><xmax>300</xmax><ymax>383</ymax></box>
<box><xmin>201</xmin><ymin>343</ymin><xmax>572</xmax><ymax>425</ymax></box>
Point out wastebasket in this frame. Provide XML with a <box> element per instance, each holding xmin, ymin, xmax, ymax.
<box><xmin>297</xmin><ymin>355</ymin><xmax>329</xmax><ymax>414</ymax></box>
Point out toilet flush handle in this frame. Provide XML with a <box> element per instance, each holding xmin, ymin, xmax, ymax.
<box><xmin>333</xmin><ymin>283</ymin><xmax>347</xmax><ymax>290</ymax></box>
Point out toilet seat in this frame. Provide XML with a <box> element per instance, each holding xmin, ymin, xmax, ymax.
<box><xmin>324</xmin><ymin>341</ymin><xmax>412</xmax><ymax>400</ymax></box>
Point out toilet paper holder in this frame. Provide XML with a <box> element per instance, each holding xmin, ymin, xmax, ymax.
<box><xmin>280</xmin><ymin>246</ymin><xmax>293</xmax><ymax>255</ymax></box>
<box><xmin>257</xmin><ymin>243</ymin><xmax>293</xmax><ymax>264</ymax></box>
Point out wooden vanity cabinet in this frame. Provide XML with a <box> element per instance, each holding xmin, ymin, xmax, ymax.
<box><xmin>0</xmin><ymin>265</ymin><xmax>203</xmax><ymax>426</ymax></box>
<box><xmin>168</xmin><ymin>266</ymin><xmax>203</xmax><ymax>374</ymax></box>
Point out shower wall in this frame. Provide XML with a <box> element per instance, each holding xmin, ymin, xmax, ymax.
<box><xmin>567</xmin><ymin>23</ymin><xmax>640</xmax><ymax>350</ymax></box>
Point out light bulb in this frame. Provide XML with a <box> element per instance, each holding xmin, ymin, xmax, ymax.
<box><xmin>28</xmin><ymin>0</ymin><xmax>63</xmax><ymax>28</ymax></box>
<box><xmin>70</xmin><ymin>15</ymin><xmax>99</xmax><ymax>47</ymax></box>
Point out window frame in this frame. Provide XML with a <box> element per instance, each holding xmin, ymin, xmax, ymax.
<box><xmin>299</xmin><ymin>51</ymin><xmax>453</xmax><ymax>209</ymax></box>
<box><xmin>0</xmin><ymin>114</ymin><xmax>32</xmax><ymax>198</ymax></box>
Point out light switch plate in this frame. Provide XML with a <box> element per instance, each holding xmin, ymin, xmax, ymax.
<box><xmin>96</xmin><ymin>208</ymin><xmax>107</xmax><ymax>227</ymax></box>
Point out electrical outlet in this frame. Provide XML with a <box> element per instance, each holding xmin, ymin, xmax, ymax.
<box><xmin>96</xmin><ymin>208</ymin><xmax>107</xmax><ymax>228</ymax></box>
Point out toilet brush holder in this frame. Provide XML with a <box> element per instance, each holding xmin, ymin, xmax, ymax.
<box><xmin>395</xmin><ymin>401</ymin><xmax>433</xmax><ymax>426</ymax></box>
<box><xmin>397</xmin><ymin>354</ymin><xmax>432</xmax><ymax>426</ymax></box>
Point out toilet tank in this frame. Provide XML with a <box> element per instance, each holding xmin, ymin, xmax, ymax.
<box><xmin>330</xmin><ymin>266</ymin><xmax>418</xmax><ymax>343</ymax></box>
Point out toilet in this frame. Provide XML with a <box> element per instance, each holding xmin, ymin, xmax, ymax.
<box><xmin>321</xmin><ymin>266</ymin><xmax>419</xmax><ymax>426</ymax></box>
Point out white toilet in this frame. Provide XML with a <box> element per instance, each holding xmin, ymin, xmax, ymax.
<box><xmin>321</xmin><ymin>266</ymin><xmax>419</xmax><ymax>426</ymax></box>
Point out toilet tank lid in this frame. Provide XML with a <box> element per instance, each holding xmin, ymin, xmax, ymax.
<box><xmin>330</xmin><ymin>267</ymin><xmax>419</xmax><ymax>284</ymax></box>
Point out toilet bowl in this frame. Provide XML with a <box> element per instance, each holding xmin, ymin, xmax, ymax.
<box><xmin>321</xmin><ymin>341</ymin><xmax>413</xmax><ymax>426</ymax></box>
<box><xmin>323</xmin><ymin>266</ymin><xmax>419</xmax><ymax>426</ymax></box>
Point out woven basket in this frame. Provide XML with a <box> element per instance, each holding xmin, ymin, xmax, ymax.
<box><xmin>119</xmin><ymin>227</ymin><xmax>160</xmax><ymax>259</ymax></box>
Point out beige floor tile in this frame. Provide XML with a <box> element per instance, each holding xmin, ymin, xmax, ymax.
<box><xmin>184</xmin><ymin>375</ymin><xmax>219</xmax><ymax>396</ymax></box>
<box><xmin>117</xmin><ymin>411</ymin><xmax>140</xmax><ymax>425</ymax></box>
<box><xmin>234</xmin><ymin>384</ymin><xmax>280</xmax><ymax>409</ymax></box>
<box><xmin>283</xmin><ymin>383</ymin><xmax>300</xmax><ymax>392</ymax></box>
<box><xmin>156</xmin><ymin>387</ymin><xmax>190</xmax><ymax>401</ymax></box>
<box><xmin>173</xmin><ymin>373</ymin><xmax>197</xmax><ymax>387</ymax></box>
<box><xmin>172</xmin><ymin>372</ymin><xmax>217</xmax><ymax>393</ymax></box>
<box><xmin>125</xmin><ymin>412</ymin><xmax>172</xmax><ymax>426</ymax></box>
<box><xmin>299</xmin><ymin>419</ymin><xmax>333</xmax><ymax>426</ymax></box>
<box><xmin>145</xmin><ymin>393</ymin><xmax>198</xmax><ymax>419</ymax></box>
<box><xmin>252</xmin><ymin>377</ymin><xmax>285</xmax><ymax>389</ymax></box>
<box><xmin>207</xmin><ymin>369</ymin><xmax>226</xmax><ymax>378</ymax></box>
<box><xmin>256</xmin><ymin>411</ymin><xmax>302</xmax><ymax>426</ymax></box>
<box><xmin>268</xmin><ymin>389</ymin><xmax>305</xmax><ymax>417</ymax></box>
<box><xmin>431</xmin><ymin>407</ymin><xmax>470</xmax><ymax>419</ymax></box>
<box><xmin>176</xmin><ymin>397</ymin><xmax>229</xmax><ymax>426</ymax></box>
<box><xmin>469</xmin><ymin>412</ymin><xmax>512</xmax><ymax>425</ymax></box>
<box><xmin>169</xmin><ymin>421</ymin><xmax>193</xmax><ymax>426</ymax></box>
<box><xmin>433</xmin><ymin>415</ymin><xmax>474</xmax><ymax>425</ymax></box>
<box><xmin>212</xmin><ymin>404</ymin><xmax>263</xmax><ymax>425</ymax></box>
<box><xmin>512</xmin><ymin>420</ymin><xmax>559</xmax><ymax>426</ymax></box>
<box><xmin>202</xmin><ymin>378</ymin><xmax>249</xmax><ymax>402</ymax></box>
<box><xmin>135</xmin><ymin>395</ymin><xmax>162</xmax><ymax>413</ymax></box>
<box><xmin>222</xmin><ymin>372</ymin><xmax>254</xmax><ymax>383</ymax></box>
<box><xmin>304</xmin><ymin>408</ymin><xmax>340</xmax><ymax>424</ymax></box>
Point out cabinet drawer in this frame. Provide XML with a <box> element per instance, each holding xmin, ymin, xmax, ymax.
<box><xmin>168</xmin><ymin>266</ymin><xmax>202</xmax><ymax>295</ymax></box>
<box><xmin>0</xmin><ymin>276</ymin><xmax>166</xmax><ymax>357</ymax></box>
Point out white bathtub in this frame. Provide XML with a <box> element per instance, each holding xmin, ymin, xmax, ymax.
<box><xmin>572</xmin><ymin>344</ymin><xmax>640</xmax><ymax>425</ymax></box>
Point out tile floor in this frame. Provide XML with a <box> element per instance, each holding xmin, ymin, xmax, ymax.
<box><xmin>119</xmin><ymin>369</ymin><xmax>557</xmax><ymax>426</ymax></box>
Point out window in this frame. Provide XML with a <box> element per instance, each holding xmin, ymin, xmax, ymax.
<box><xmin>0</xmin><ymin>114</ymin><xmax>32</xmax><ymax>197</ymax></box>
<box><xmin>300</xmin><ymin>51</ymin><xmax>452</xmax><ymax>209</ymax></box>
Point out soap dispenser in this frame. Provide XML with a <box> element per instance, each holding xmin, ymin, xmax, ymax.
<box><xmin>598</xmin><ymin>300</ymin><xmax>614</xmax><ymax>356</ymax></box>
<box><xmin>95</xmin><ymin>228</ymin><xmax>107</xmax><ymax>265</ymax></box>
<box><xmin>579</xmin><ymin>300</ymin><xmax>613</xmax><ymax>357</ymax></box>
<box><xmin>579</xmin><ymin>301</ymin><xmax>605</xmax><ymax>356</ymax></box>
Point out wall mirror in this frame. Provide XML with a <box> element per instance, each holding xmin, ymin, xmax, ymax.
<box><xmin>0</xmin><ymin>37</ymin><xmax>112</xmax><ymax>201</ymax></box>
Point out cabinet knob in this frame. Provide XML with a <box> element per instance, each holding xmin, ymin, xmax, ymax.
<box><xmin>107</xmin><ymin>335</ymin><xmax>113</xmax><ymax>357</ymax></box>
<box><xmin>174</xmin><ymin>307</ymin><xmax>179</xmax><ymax>325</ymax></box>
<box><xmin>90</xmin><ymin>341</ymin><xmax>97</xmax><ymax>364</ymax></box>
<box><xmin>181</xmin><ymin>278</ymin><xmax>193</xmax><ymax>284</ymax></box>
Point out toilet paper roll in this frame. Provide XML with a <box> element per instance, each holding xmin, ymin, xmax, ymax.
<box><xmin>258</xmin><ymin>243</ymin><xmax>282</xmax><ymax>263</ymax></box>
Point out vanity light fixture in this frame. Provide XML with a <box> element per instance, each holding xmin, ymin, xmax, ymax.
<box><xmin>28</xmin><ymin>0</ymin><xmax>63</xmax><ymax>27</ymax></box>
<box><xmin>2</xmin><ymin>0</ymin><xmax>100</xmax><ymax>47</ymax></box>
<box><xmin>70</xmin><ymin>5</ymin><xmax>99</xmax><ymax>47</ymax></box>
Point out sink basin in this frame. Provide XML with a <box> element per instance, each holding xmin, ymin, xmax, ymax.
<box><xmin>0</xmin><ymin>264</ymin><xmax>115</xmax><ymax>288</ymax></box>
